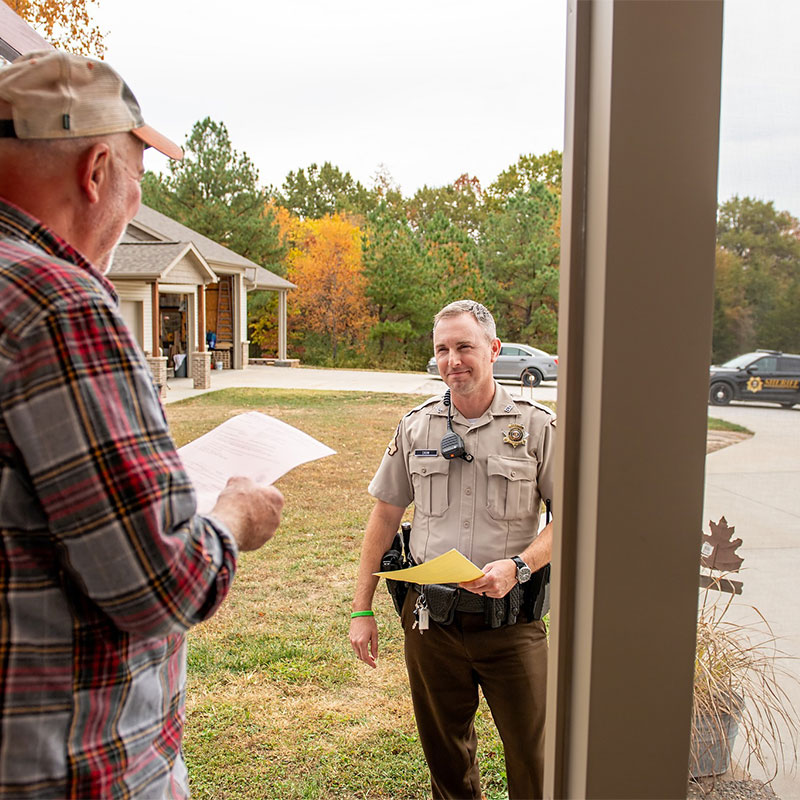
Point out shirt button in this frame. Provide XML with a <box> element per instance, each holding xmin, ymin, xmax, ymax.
<box><xmin>421</xmin><ymin>468</ymin><xmax>427</xmax><ymax>474</ymax></box>
<box><xmin>511</xmin><ymin>471</ymin><xmax>516</xmax><ymax>477</ymax></box>
<box><xmin>465</xmin><ymin>488</ymin><xmax>472</xmax><ymax>495</ymax></box>
<box><xmin>463</xmin><ymin>521</ymin><xmax>470</xmax><ymax>528</ymax></box>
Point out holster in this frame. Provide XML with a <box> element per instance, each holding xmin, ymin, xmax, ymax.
<box><xmin>420</xmin><ymin>583</ymin><xmax>459</xmax><ymax>625</ymax></box>
<box><xmin>386</xmin><ymin>578</ymin><xmax>408</xmax><ymax>617</ymax></box>
<box><xmin>522</xmin><ymin>564</ymin><xmax>551</xmax><ymax>621</ymax></box>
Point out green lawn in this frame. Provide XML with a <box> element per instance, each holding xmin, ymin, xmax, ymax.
<box><xmin>166</xmin><ymin>389</ymin><xmax>748</xmax><ymax>799</ymax></box>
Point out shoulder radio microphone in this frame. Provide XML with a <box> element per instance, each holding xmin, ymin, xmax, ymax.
<box><xmin>441</xmin><ymin>390</ymin><xmax>473</xmax><ymax>462</ymax></box>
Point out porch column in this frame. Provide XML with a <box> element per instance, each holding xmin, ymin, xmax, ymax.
<box><xmin>278</xmin><ymin>289</ymin><xmax>288</xmax><ymax>361</ymax></box>
<box><xmin>151</xmin><ymin>281</ymin><xmax>160</xmax><ymax>356</ymax></box>
<box><xmin>545</xmin><ymin>1</ymin><xmax>724</xmax><ymax>797</ymax></box>
<box><xmin>197</xmin><ymin>284</ymin><xmax>206</xmax><ymax>352</ymax></box>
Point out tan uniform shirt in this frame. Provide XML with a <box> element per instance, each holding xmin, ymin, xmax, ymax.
<box><xmin>368</xmin><ymin>382</ymin><xmax>556</xmax><ymax>568</ymax></box>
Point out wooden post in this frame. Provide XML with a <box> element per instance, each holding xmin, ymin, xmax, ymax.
<box><xmin>197</xmin><ymin>284</ymin><xmax>206</xmax><ymax>352</ymax></box>
<box><xmin>151</xmin><ymin>281</ymin><xmax>160</xmax><ymax>356</ymax></box>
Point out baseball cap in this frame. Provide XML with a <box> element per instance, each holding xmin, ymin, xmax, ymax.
<box><xmin>0</xmin><ymin>50</ymin><xmax>182</xmax><ymax>160</ymax></box>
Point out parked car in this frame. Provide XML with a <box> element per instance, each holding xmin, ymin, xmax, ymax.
<box><xmin>709</xmin><ymin>350</ymin><xmax>800</xmax><ymax>408</ymax></box>
<box><xmin>427</xmin><ymin>342</ymin><xmax>558</xmax><ymax>386</ymax></box>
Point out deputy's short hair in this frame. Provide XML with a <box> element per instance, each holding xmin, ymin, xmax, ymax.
<box><xmin>433</xmin><ymin>300</ymin><xmax>496</xmax><ymax>342</ymax></box>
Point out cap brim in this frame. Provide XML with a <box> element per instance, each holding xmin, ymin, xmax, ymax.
<box><xmin>132</xmin><ymin>124</ymin><xmax>183</xmax><ymax>161</ymax></box>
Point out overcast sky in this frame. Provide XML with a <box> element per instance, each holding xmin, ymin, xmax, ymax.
<box><xmin>94</xmin><ymin>0</ymin><xmax>800</xmax><ymax>217</ymax></box>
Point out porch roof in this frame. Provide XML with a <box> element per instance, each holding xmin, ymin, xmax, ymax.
<box><xmin>108</xmin><ymin>241</ymin><xmax>217</xmax><ymax>283</ymax></box>
<box><xmin>129</xmin><ymin>205</ymin><xmax>295</xmax><ymax>291</ymax></box>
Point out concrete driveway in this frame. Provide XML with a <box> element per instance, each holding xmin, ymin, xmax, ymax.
<box><xmin>702</xmin><ymin>403</ymin><xmax>800</xmax><ymax>797</ymax></box>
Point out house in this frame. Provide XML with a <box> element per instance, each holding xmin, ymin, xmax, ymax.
<box><xmin>109</xmin><ymin>204</ymin><xmax>295</xmax><ymax>385</ymax></box>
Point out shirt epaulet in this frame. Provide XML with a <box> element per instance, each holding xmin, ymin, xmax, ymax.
<box><xmin>404</xmin><ymin>395</ymin><xmax>442</xmax><ymax>418</ymax></box>
<box><xmin>512</xmin><ymin>397</ymin><xmax>556</xmax><ymax>417</ymax></box>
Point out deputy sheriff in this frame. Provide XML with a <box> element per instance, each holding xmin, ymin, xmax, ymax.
<box><xmin>349</xmin><ymin>299</ymin><xmax>555</xmax><ymax>800</ymax></box>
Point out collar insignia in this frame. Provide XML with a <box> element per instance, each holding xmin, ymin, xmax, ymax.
<box><xmin>502</xmin><ymin>423</ymin><xmax>528</xmax><ymax>448</ymax></box>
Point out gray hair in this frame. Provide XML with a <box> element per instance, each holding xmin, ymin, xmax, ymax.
<box><xmin>433</xmin><ymin>300</ymin><xmax>496</xmax><ymax>342</ymax></box>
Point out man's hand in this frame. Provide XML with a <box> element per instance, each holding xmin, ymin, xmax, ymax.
<box><xmin>459</xmin><ymin>558</ymin><xmax>517</xmax><ymax>598</ymax></box>
<box><xmin>349</xmin><ymin>615</ymin><xmax>379</xmax><ymax>669</ymax></box>
<box><xmin>210</xmin><ymin>476</ymin><xmax>284</xmax><ymax>551</ymax></box>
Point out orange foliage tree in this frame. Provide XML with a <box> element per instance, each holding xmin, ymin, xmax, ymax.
<box><xmin>3</xmin><ymin>0</ymin><xmax>104</xmax><ymax>57</ymax></box>
<box><xmin>287</xmin><ymin>214</ymin><xmax>375</xmax><ymax>364</ymax></box>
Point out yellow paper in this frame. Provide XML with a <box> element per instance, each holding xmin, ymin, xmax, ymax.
<box><xmin>374</xmin><ymin>548</ymin><xmax>484</xmax><ymax>584</ymax></box>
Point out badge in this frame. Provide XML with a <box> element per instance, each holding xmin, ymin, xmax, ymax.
<box><xmin>746</xmin><ymin>376</ymin><xmax>763</xmax><ymax>393</ymax></box>
<box><xmin>502</xmin><ymin>423</ymin><xmax>528</xmax><ymax>448</ymax></box>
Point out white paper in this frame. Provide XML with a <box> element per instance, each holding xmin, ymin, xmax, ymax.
<box><xmin>178</xmin><ymin>411</ymin><xmax>336</xmax><ymax>512</ymax></box>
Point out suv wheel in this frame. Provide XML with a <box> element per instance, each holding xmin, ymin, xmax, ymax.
<box><xmin>709</xmin><ymin>382</ymin><xmax>733</xmax><ymax>406</ymax></box>
<box><xmin>521</xmin><ymin>368</ymin><xmax>543</xmax><ymax>387</ymax></box>
<box><xmin>781</xmin><ymin>403</ymin><xmax>796</xmax><ymax>409</ymax></box>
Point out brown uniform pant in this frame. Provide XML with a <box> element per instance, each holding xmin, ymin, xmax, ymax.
<box><xmin>401</xmin><ymin>589</ymin><xmax>548</xmax><ymax>800</ymax></box>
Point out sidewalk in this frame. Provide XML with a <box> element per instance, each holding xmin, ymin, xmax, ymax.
<box><xmin>703</xmin><ymin>405</ymin><xmax>800</xmax><ymax>798</ymax></box>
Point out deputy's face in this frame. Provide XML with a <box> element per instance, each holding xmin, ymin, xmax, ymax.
<box><xmin>433</xmin><ymin>313</ymin><xmax>500</xmax><ymax>397</ymax></box>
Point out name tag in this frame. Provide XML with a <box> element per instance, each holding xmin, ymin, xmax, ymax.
<box><xmin>414</xmin><ymin>449</ymin><xmax>438</xmax><ymax>457</ymax></box>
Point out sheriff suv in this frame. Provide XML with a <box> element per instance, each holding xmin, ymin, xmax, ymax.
<box><xmin>709</xmin><ymin>350</ymin><xmax>800</xmax><ymax>408</ymax></box>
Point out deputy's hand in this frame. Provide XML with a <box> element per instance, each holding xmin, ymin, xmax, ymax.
<box><xmin>459</xmin><ymin>558</ymin><xmax>517</xmax><ymax>598</ymax></box>
<box><xmin>210</xmin><ymin>476</ymin><xmax>284</xmax><ymax>551</ymax></box>
<box><xmin>349</xmin><ymin>615</ymin><xmax>379</xmax><ymax>669</ymax></box>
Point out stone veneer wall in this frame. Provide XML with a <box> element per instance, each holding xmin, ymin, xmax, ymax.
<box><xmin>145</xmin><ymin>356</ymin><xmax>168</xmax><ymax>400</ymax></box>
<box><xmin>190</xmin><ymin>351</ymin><xmax>212</xmax><ymax>389</ymax></box>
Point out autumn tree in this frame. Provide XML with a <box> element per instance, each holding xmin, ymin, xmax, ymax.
<box><xmin>142</xmin><ymin>117</ymin><xmax>284</xmax><ymax>273</ymax></box>
<box><xmin>287</xmin><ymin>214</ymin><xmax>375</xmax><ymax>364</ymax></box>
<box><xmin>3</xmin><ymin>0</ymin><xmax>104</xmax><ymax>57</ymax></box>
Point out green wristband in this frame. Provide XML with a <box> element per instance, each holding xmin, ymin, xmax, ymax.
<box><xmin>350</xmin><ymin>610</ymin><xmax>375</xmax><ymax>618</ymax></box>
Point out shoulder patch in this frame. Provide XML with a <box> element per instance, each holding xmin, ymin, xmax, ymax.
<box><xmin>386</xmin><ymin>423</ymin><xmax>400</xmax><ymax>456</ymax></box>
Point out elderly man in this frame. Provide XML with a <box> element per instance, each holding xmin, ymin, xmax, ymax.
<box><xmin>349</xmin><ymin>300</ymin><xmax>556</xmax><ymax>799</ymax></box>
<box><xmin>0</xmin><ymin>51</ymin><xmax>283</xmax><ymax>798</ymax></box>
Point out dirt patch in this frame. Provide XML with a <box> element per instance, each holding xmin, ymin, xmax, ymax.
<box><xmin>707</xmin><ymin>430</ymin><xmax>753</xmax><ymax>454</ymax></box>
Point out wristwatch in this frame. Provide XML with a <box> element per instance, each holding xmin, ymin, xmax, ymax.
<box><xmin>511</xmin><ymin>555</ymin><xmax>532</xmax><ymax>584</ymax></box>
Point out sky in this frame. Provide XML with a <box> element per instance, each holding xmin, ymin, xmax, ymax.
<box><xmin>92</xmin><ymin>0</ymin><xmax>800</xmax><ymax>217</ymax></box>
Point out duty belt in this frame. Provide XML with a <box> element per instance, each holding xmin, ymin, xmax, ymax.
<box><xmin>410</xmin><ymin>583</ymin><xmax>485</xmax><ymax>613</ymax></box>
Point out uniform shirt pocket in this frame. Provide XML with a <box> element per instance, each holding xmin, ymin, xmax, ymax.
<box><xmin>409</xmin><ymin>455</ymin><xmax>450</xmax><ymax>517</ymax></box>
<box><xmin>486</xmin><ymin>455</ymin><xmax>538</xmax><ymax>520</ymax></box>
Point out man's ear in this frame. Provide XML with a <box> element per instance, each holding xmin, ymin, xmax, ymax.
<box><xmin>490</xmin><ymin>338</ymin><xmax>501</xmax><ymax>363</ymax></box>
<box><xmin>79</xmin><ymin>142</ymin><xmax>112</xmax><ymax>204</ymax></box>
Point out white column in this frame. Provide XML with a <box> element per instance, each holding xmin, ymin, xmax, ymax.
<box><xmin>278</xmin><ymin>290</ymin><xmax>288</xmax><ymax>361</ymax></box>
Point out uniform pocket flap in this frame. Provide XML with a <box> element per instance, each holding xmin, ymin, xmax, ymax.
<box><xmin>487</xmin><ymin>455</ymin><xmax>536</xmax><ymax>481</ymax></box>
<box><xmin>409</xmin><ymin>455</ymin><xmax>450</xmax><ymax>477</ymax></box>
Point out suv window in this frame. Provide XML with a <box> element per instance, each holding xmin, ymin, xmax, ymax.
<box><xmin>777</xmin><ymin>357</ymin><xmax>800</xmax><ymax>374</ymax></box>
<box><xmin>750</xmin><ymin>357</ymin><xmax>777</xmax><ymax>372</ymax></box>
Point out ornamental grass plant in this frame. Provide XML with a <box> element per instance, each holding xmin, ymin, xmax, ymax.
<box><xmin>692</xmin><ymin>581</ymin><xmax>800</xmax><ymax>787</ymax></box>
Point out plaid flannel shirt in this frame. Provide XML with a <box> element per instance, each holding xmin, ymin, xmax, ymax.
<box><xmin>0</xmin><ymin>198</ymin><xmax>238</xmax><ymax>799</ymax></box>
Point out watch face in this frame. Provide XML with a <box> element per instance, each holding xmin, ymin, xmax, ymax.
<box><xmin>514</xmin><ymin>557</ymin><xmax>532</xmax><ymax>583</ymax></box>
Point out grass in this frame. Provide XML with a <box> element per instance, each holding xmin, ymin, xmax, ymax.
<box><xmin>166</xmin><ymin>389</ymin><xmax>748</xmax><ymax>798</ymax></box>
<box><xmin>167</xmin><ymin>388</ymin><xmax>512</xmax><ymax>799</ymax></box>
<box><xmin>707</xmin><ymin>417</ymin><xmax>752</xmax><ymax>434</ymax></box>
